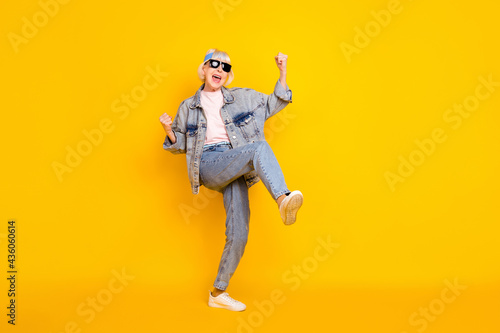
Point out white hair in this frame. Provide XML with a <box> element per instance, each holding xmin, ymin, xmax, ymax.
<box><xmin>197</xmin><ymin>48</ymin><xmax>234</xmax><ymax>86</ymax></box>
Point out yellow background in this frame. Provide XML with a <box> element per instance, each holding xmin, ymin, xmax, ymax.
<box><xmin>1</xmin><ymin>0</ymin><xmax>499</xmax><ymax>332</ymax></box>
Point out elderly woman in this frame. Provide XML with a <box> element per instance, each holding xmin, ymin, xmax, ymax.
<box><xmin>159</xmin><ymin>48</ymin><xmax>303</xmax><ymax>312</ymax></box>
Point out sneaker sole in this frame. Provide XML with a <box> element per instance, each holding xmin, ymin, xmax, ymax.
<box><xmin>283</xmin><ymin>191</ymin><xmax>303</xmax><ymax>226</ymax></box>
<box><xmin>208</xmin><ymin>300</ymin><xmax>246</xmax><ymax>311</ymax></box>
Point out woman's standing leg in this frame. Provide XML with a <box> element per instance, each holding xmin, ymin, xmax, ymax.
<box><xmin>212</xmin><ymin>176</ymin><xmax>250</xmax><ymax>292</ymax></box>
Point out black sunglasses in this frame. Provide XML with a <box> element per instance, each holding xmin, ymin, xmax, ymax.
<box><xmin>205</xmin><ymin>59</ymin><xmax>232</xmax><ymax>73</ymax></box>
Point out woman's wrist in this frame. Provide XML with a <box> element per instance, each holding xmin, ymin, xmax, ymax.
<box><xmin>279</xmin><ymin>72</ymin><xmax>287</xmax><ymax>89</ymax></box>
<box><xmin>167</xmin><ymin>130</ymin><xmax>176</xmax><ymax>144</ymax></box>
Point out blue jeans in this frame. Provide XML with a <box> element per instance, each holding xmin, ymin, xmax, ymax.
<box><xmin>200</xmin><ymin>140</ymin><xmax>290</xmax><ymax>290</ymax></box>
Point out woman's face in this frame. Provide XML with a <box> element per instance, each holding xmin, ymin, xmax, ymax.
<box><xmin>202</xmin><ymin>58</ymin><xmax>229</xmax><ymax>92</ymax></box>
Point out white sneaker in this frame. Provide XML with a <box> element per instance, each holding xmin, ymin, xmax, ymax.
<box><xmin>279</xmin><ymin>190</ymin><xmax>303</xmax><ymax>226</ymax></box>
<box><xmin>208</xmin><ymin>290</ymin><xmax>246</xmax><ymax>312</ymax></box>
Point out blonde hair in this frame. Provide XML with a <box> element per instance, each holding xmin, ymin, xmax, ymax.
<box><xmin>197</xmin><ymin>48</ymin><xmax>234</xmax><ymax>86</ymax></box>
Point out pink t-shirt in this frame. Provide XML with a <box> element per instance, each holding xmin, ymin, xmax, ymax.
<box><xmin>200</xmin><ymin>89</ymin><xmax>230</xmax><ymax>144</ymax></box>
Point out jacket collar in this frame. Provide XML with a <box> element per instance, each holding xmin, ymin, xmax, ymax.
<box><xmin>189</xmin><ymin>83</ymin><xmax>235</xmax><ymax>109</ymax></box>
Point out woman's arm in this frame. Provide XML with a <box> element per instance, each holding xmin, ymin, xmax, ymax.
<box><xmin>160</xmin><ymin>101</ymin><xmax>188</xmax><ymax>154</ymax></box>
<box><xmin>262</xmin><ymin>52</ymin><xmax>292</xmax><ymax>120</ymax></box>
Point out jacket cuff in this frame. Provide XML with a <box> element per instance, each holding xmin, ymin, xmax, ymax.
<box><xmin>274</xmin><ymin>79</ymin><xmax>292</xmax><ymax>103</ymax></box>
<box><xmin>163</xmin><ymin>133</ymin><xmax>180</xmax><ymax>150</ymax></box>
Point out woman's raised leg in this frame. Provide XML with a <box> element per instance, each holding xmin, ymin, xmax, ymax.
<box><xmin>201</xmin><ymin>141</ymin><xmax>290</xmax><ymax>200</ymax></box>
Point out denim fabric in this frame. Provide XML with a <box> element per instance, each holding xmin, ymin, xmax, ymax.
<box><xmin>200</xmin><ymin>141</ymin><xmax>289</xmax><ymax>199</ymax></box>
<box><xmin>199</xmin><ymin>141</ymin><xmax>290</xmax><ymax>290</ymax></box>
<box><xmin>162</xmin><ymin>80</ymin><xmax>292</xmax><ymax>195</ymax></box>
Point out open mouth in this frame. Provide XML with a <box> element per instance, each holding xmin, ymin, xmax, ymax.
<box><xmin>212</xmin><ymin>74</ymin><xmax>221</xmax><ymax>83</ymax></box>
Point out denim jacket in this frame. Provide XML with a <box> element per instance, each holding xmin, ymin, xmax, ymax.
<box><xmin>163</xmin><ymin>79</ymin><xmax>293</xmax><ymax>194</ymax></box>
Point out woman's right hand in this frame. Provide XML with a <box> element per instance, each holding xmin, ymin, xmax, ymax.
<box><xmin>159</xmin><ymin>113</ymin><xmax>177</xmax><ymax>143</ymax></box>
<box><xmin>159</xmin><ymin>113</ymin><xmax>173</xmax><ymax>133</ymax></box>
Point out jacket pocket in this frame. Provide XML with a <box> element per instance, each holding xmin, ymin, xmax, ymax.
<box><xmin>186</xmin><ymin>124</ymin><xmax>198</xmax><ymax>137</ymax></box>
<box><xmin>186</xmin><ymin>124</ymin><xmax>198</xmax><ymax>153</ymax></box>
<box><xmin>233</xmin><ymin>111</ymin><xmax>259</xmax><ymax>141</ymax></box>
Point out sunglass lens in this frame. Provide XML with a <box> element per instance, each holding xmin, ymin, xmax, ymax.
<box><xmin>222</xmin><ymin>63</ymin><xmax>232</xmax><ymax>72</ymax></box>
<box><xmin>210</xmin><ymin>60</ymin><xmax>220</xmax><ymax>68</ymax></box>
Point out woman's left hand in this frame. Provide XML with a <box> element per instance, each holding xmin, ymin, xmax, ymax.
<box><xmin>275</xmin><ymin>52</ymin><xmax>288</xmax><ymax>73</ymax></box>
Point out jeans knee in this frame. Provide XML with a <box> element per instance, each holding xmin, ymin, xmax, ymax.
<box><xmin>253</xmin><ymin>140</ymin><xmax>271</xmax><ymax>155</ymax></box>
<box><xmin>254</xmin><ymin>140</ymin><xmax>269</xmax><ymax>149</ymax></box>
